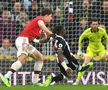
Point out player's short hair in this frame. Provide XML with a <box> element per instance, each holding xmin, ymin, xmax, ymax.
<box><xmin>53</xmin><ymin>25</ymin><xmax>65</xmax><ymax>34</ymax></box>
<box><xmin>41</xmin><ymin>8</ymin><xmax>53</xmax><ymax>16</ymax></box>
<box><xmin>90</xmin><ymin>18</ymin><xmax>99</xmax><ymax>24</ymax></box>
<box><xmin>92</xmin><ymin>18</ymin><xmax>98</xmax><ymax>22</ymax></box>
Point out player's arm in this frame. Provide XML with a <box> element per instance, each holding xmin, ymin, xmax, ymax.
<box><xmin>102</xmin><ymin>28</ymin><xmax>108</xmax><ymax>50</ymax></box>
<box><xmin>57</xmin><ymin>49</ymin><xmax>72</xmax><ymax>75</ymax></box>
<box><xmin>56</xmin><ymin>42</ymin><xmax>67</xmax><ymax>68</ymax></box>
<box><xmin>78</xmin><ymin>29</ymin><xmax>88</xmax><ymax>50</ymax></box>
<box><xmin>77</xmin><ymin>29</ymin><xmax>88</xmax><ymax>56</ymax></box>
<box><xmin>33</xmin><ymin>31</ymin><xmax>49</xmax><ymax>43</ymax></box>
<box><xmin>57</xmin><ymin>50</ymin><xmax>65</xmax><ymax>64</ymax></box>
<box><xmin>33</xmin><ymin>31</ymin><xmax>47</xmax><ymax>43</ymax></box>
<box><xmin>38</xmin><ymin>20</ymin><xmax>53</xmax><ymax>37</ymax></box>
<box><xmin>33</xmin><ymin>33</ymin><xmax>55</xmax><ymax>43</ymax></box>
<box><xmin>38</xmin><ymin>31</ymin><xmax>48</xmax><ymax>43</ymax></box>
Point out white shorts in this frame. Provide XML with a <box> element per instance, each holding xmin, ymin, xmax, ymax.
<box><xmin>15</xmin><ymin>37</ymin><xmax>36</xmax><ymax>57</ymax></box>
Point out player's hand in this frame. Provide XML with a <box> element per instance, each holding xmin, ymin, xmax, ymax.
<box><xmin>77</xmin><ymin>49</ymin><xmax>83</xmax><ymax>56</ymax></box>
<box><xmin>66</xmin><ymin>67</ymin><xmax>73</xmax><ymax>76</ymax></box>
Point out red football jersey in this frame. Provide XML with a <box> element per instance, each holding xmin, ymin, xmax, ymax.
<box><xmin>18</xmin><ymin>16</ymin><xmax>45</xmax><ymax>42</ymax></box>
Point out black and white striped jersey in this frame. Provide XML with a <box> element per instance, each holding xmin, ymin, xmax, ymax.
<box><xmin>52</xmin><ymin>35</ymin><xmax>74</xmax><ymax>63</ymax></box>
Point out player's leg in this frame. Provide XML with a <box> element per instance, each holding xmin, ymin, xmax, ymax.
<box><xmin>0</xmin><ymin>54</ymin><xmax>27</xmax><ymax>87</ymax></box>
<box><xmin>82</xmin><ymin>47</ymin><xmax>94</xmax><ymax>65</ymax></box>
<box><xmin>73</xmin><ymin>47</ymin><xmax>93</xmax><ymax>85</ymax></box>
<box><xmin>43</xmin><ymin>73</ymin><xmax>64</xmax><ymax>87</ymax></box>
<box><xmin>29</xmin><ymin>45</ymin><xmax>44</xmax><ymax>85</ymax></box>
<box><xmin>0</xmin><ymin>37</ymin><xmax>29</xmax><ymax>87</ymax></box>
<box><xmin>102</xmin><ymin>50</ymin><xmax>108</xmax><ymax>63</ymax></box>
<box><xmin>68</xmin><ymin>55</ymin><xmax>93</xmax><ymax>72</ymax></box>
<box><xmin>105</xmin><ymin>53</ymin><xmax>108</xmax><ymax>63</ymax></box>
<box><xmin>73</xmin><ymin>62</ymin><xmax>93</xmax><ymax>85</ymax></box>
<box><xmin>43</xmin><ymin>63</ymin><xmax>69</xmax><ymax>87</ymax></box>
<box><xmin>43</xmin><ymin>58</ymin><xmax>80</xmax><ymax>87</ymax></box>
<box><xmin>96</xmin><ymin>49</ymin><xmax>108</xmax><ymax>85</ymax></box>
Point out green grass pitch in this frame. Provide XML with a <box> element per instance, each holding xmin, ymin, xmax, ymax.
<box><xmin>0</xmin><ymin>84</ymin><xmax>108</xmax><ymax>90</ymax></box>
<box><xmin>0</xmin><ymin>85</ymin><xmax>108</xmax><ymax>90</ymax></box>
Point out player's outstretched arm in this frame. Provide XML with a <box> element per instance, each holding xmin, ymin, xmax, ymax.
<box><xmin>77</xmin><ymin>34</ymin><xmax>84</xmax><ymax>56</ymax></box>
<box><xmin>39</xmin><ymin>31</ymin><xmax>48</xmax><ymax>43</ymax></box>
<box><xmin>77</xmin><ymin>29</ymin><xmax>88</xmax><ymax>56</ymax></box>
<box><xmin>33</xmin><ymin>33</ymin><xmax>55</xmax><ymax>43</ymax></box>
<box><xmin>33</xmin><ymin>31</ymin><xmax>48</xmax><ymax>43</ymax></box>
<box><xmin>102</xmin><ymin>28</ymin><xmax>108</xmax><ymax>50</ymax></box>
<box><xmin>38</xmin><ymin>20</ymin><xmax>53</xmax><ymax>37</ymax></box>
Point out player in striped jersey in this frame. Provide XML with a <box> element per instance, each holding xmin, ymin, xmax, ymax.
<box><xmin>41</xmin><ymin>25</ymin><xmax>93</xmax><ymax>87</ymax></box>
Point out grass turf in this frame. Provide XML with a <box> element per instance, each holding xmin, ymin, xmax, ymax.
<box><xmin>0</xmin><ymin>84</ymin><xmax>108</xmax><ymax>90</ymax></box>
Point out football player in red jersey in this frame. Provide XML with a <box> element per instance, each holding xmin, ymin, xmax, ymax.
<box><xmin>0</xmin><ymin>8</ymin><xmax>53</xmax><ymax>87</ymax></box>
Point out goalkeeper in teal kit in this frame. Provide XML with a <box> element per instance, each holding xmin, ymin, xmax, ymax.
<box><xmin>73</xmin><ymin>19</ymin><xmax>108</xmax><ymax>85</ymax></box>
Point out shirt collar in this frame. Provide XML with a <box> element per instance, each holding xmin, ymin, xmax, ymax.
<box><xmin>90</xmin><ymin>27</ymin><xmax>99</xmax><ymax>32</ymax></box>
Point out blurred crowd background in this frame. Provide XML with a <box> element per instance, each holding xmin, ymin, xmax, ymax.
<box><xmin>0</xmin><ymin>0</ymin><xmax>107</xmax><ymax>60</ymax></box>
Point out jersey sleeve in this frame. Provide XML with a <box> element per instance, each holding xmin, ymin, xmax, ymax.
<box><xmin>102</xmin><ymin>28</ymin><xmax>108</xmax><ymax>47</ymax></box>
<box><xmin>55</xmin><ymin>39</ymin><xmax>66</xmax><ymax>51</ymax></box>
<box><xmin>78</xmin><ymin>29</ymin><xmax>88</xmax><ymax>49</ymax></box>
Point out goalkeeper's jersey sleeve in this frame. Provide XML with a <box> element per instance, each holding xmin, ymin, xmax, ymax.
<box><xmin>78</xmin><ymin>27</ymin><xmax>108</xmax><ymax>50</ymax></box>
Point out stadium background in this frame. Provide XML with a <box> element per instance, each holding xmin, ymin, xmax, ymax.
<box><xmin>0</xmin><ymin>0</ymin><xmax>108</xmax><ymax>86</ymax></box>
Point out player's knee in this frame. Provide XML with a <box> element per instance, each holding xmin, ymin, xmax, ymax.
<box><xmin>17</xmin><ymin>51</ymin><xmax>28</xmax><ymax>57</ymax></box>
<box><xmin>37</xmin><ymin>54</ymin><xmax>44</xmax><ymax>61</ymax></box>
<box><xmin>104</xmin><ymin>55</ymin><xmax>108</xmax><ymax>62</ymax></box>
<box><xmin>18</xmin><ymin>54</ymin><xmax>27</xmax><ymax>64</ymax></box>
<box><xmin>22</xmin><ymin>43</ymin><xmax>29</xmax><ymax>52</ymax></box>
<box><xmin>40</xmin><ymin>56</ymin><xmax>44</xmax><ymax>61</ymax></box>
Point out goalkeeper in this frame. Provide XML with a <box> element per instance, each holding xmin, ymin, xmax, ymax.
<box><xmin>73</xmin><ymin>19</ymin><xmax>108</xmax><ymax>85</ymax></box>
